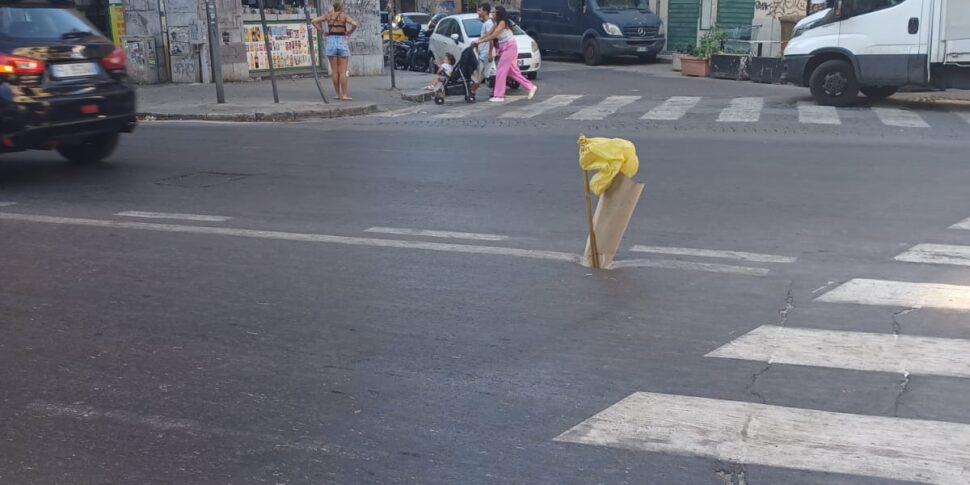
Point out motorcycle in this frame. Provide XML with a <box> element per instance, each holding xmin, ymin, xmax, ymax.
<box><xmin>407</xmin><ymin>30</ymin><xmax>433</xmax><ymax>73</ymax></box>
<box><xmin>391</xmin><ymin>39</ymin><xmax>412</xmax><ymax>71</ymax></box>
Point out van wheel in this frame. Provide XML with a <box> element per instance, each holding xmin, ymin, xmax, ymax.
<box><xmin>583</xmin><ymin>38</ymin><xmax>603</xmax><ymax>66</ymax></box>
<box><xmin>809</xmin><ymin>59</ymin><xmax>859</xmax><ymax>107</ymax></box>
<box><xmin>860</xmin><ymin>86</ymin><xmax>898</xmax><ymax>100</ymax></box>
<box><xmin>57</xmin><ymin>133</ymin><xmax>119</xmax><ymax>164</ymax></box>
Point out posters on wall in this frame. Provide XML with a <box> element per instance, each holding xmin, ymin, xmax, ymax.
<box><xmin>107</xmin><ymin>1</ymin><xmax>125</xmax><ymax>47</ymax></box>
<box><xmin>244</xmin><ymin>22</ymin><xmax>320</xmax><ymax>71</ymax></box>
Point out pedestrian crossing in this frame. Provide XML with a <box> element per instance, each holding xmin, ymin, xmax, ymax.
<box><xmin>375</xmin><ymin>95</ymin><xmax>970</xmax><ymax>129</ymax></box>
<box><xmin>557</xmin><ymin>213</ymin><xmax>970</xmax><ymax>484</ymax></box>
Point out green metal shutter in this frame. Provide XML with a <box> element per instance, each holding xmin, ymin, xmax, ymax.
<box><xmin>715</xmin><ymin>0</ymin><xmax>755</xmax><ymax>31</ymax></box>
<box><xmin>667</xmin><ymin>0</ymin><xmax>699</xmax><ymax>52</ymax></box>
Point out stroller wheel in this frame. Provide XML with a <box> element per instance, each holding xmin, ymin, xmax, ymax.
<box><xmin>466</xmin><ymin>95</ymin><xmax>476</xmax><ymax>103</ymax></box>
<box><xmin>434</xmin><ymin>96</ymin><xmax>445</xmax><ymax>105</ymax></box>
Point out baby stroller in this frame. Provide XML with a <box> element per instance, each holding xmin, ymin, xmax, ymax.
<box><xmin>434</xmin><ymin>48</ymin><xmax>479</xmax><ymax>105</ymax></box>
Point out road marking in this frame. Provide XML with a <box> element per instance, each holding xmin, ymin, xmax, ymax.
<box><xmin>365</xmin><ymin>226</ymin><xmax>509</xmax><ymax>241</ymax></box>
<box><xmin>951</xmin><ymin>217</ymin><xmax>970</xmax><ymax>230</ymax></box>
<box><xmin>567</xmin><ymin>96</ymin><xmax>641</xmax><ymax>120</ymax></box>
<box><xmin>717</xmin><ymin>97</ymin><xmax>764</xmax><ymax>123</ymax></box>
<box><xmin>555</xmin><ymin>392</ymin><xmax>970</xmax><ymax>485</ymax></box>
<box><xmin>952</xmin><ymin>110</ymin><xmax>970</xmax><ymax>125</ymax></box>
<box><xmin>895</xmin><ymin>243</ymin><xmax>970</xmax><ymax>267</ymax></box>
<box><xmin>609</xmin><ymin>258</ymin><xmax>769</xmax><ymax>276</ymax></box>
<box><xmin>707</xmin><ymin>325</ymin><xmax>970</xmax><ymax>378</ymax></box>
<box><xmin>116</xmin><ymin>211</ymin><xmax>231</xmax><ymax>222</ymax></box>
<box><xmin>0</xmin><ymin>202</ymin><xmax>16</xmax><ymax>207</ymax></box>
<box><xmin>630</xmin><ymin>245</ymin><xmax>796</xmax><ymax>264</ymax></box>
<box><xmin>797</xmin><ymin>103</ymin><xmax>841</xmax><ymax>125</ymax></box>
<box><xmin>373</xmin><ymin>105</ymin><xmax>428</xmax><ymax>117</ymax></box>
<box><xmin>815</xmin><ymin>278</ymin><xmax>970</xmax><ymax>311</ymax></box>
<box><xmin>873</xmin><ymin>107</ymin><xmax>930</xmax><ymax>128</ymax></box>
<box><xmin>499</xmin><ymin>95</ymin><xmax>583</xmax><ymax>119</ymax></box>
<box><xmin>28</xmin><ymin>401</ymin><xmax>381</xmax><ymax>459</ymax></box>
<box><xmin>641</xmin><ymin>96</ymin><xmax>701</xmax><ymax>121</ymax></box>
<box><xmin>0</xmin><ymin>211</ymin><xmax>579</xmax><ymax>264</ymax></box>
<box><xmin>433</xmin><ymin>96</ymin><xmax>524</xmax><ymax>119</ymax></box>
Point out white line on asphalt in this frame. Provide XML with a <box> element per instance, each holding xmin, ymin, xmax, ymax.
<box><xmin>630</xmin><ymin>245</ymin><xmax>796</xmax><ymax>264</ymax></box>
<box><xmin>116</xmin><ymin>211</ymin><xmax>232</xmax><ymax>222</ymax></box>
<box><xmin>27</xmin><ymin>401</ymin><xmax>381</xmax><ymax>459</ymax></box>
<box><xmin>365</xmin><ymin>226</ymin><xmax>509</xmax><ymax>241</ymax></box>
<box><xmin>873</xmin><ymin>107</ymin><xmax>930</xmax><ymax>128</ymax></box>
<box><xmin>554</xmin><ymin>392</ymin><xmax>970</xmax><ymax>485</ymax></box>
<box><xmin>717</xmin><ymin>97</ymin><xmax>764</xmax><ymax>123</ymax></box>
<box><xmin>815</xmin><ymin>278</ymin><xmax>970</xmax><ymax>311</ymax></box>
<box><xmin>950</xmin><ymin>217</ymin><xmax>970</xmax><ymax>230</ymax></box>
<box><xmin>0</xmin><ymin>211</ymin><xmax>579</xmax><ymax>264</ymax></box>
<box><xmin>955</xmin><ymin>111</ymin><xmax>970</xmax><ymax>126</ymax></box>
<box><xmin>567</xmin><ymin>96</ymin><xmax>641</xmax><ymax>121</ymax></box>
<box><xmin>609</xmin><ymin>258</ymin><xmax>769</xmax><ymax>276</ymax></box>
<box><xmin>797</xmin><ymin>103</ymin><xmax>841</xmax><ymax>125</ymax></box>
<box><xmin>432</xmin><ymin>96</ymin><xmax>524</xmax><ymax>119</ymax></box>
<box><xmin>0</xmin><ymin>202</ymin><xmax>16</xmax><ymax>207</ymax></box>
<box><xmin>640</xmin><ymin>96</ymin><xmax>701</xmax><ymax>121</ymax></box>
<box><xmin>707</xmin><ymin>325</ymin><xmax>970</xmax><ymax>378</ymax></box>
<box><xmin>499</xmin><ymin>95</ymin><xmax>583</xmax><ymax>119</ymax></box>
<box><xmin>895</xmin><ymin>243</ymin><xmax>970</xmax><ymax>267</ymax></box>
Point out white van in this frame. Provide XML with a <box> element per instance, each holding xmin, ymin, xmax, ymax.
<box><xmin>782</xmin><ymin>0</ymin><xmax>970</xmax><ymax>106</ymax></box>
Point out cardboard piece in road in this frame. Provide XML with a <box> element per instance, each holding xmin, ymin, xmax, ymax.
<box><xmin>583</xmin><ymin>174</ymin><xmax>645</xmax><ymax>269</ymax></box>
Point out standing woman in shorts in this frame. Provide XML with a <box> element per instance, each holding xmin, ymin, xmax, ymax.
<box><xmin>312</xmin><ymin>2</ymin><xmax>359</xmax><ymax>100</ymax></box>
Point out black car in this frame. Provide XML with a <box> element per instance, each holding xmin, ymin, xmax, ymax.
<box><xmin>1</xmin><ymin>0</ymin><xmax>136</xmax><ymax>163</ymax></box>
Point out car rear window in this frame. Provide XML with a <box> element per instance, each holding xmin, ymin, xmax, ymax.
<box><xmin>0</xmin><ymin>6</ymin><xmax>98</xmax><ymax>40</ymax></box>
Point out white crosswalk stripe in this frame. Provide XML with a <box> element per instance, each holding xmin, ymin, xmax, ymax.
<box><xmin>641</xmin><ymin>96</ymin><xmax>701</xmax><ymax>121</ymax></box>
<box><xmin>955</xmin><ymin>111</ymin><xmax>970</xmax><ymax>125</ymax></box>
<box><xmin>556</xmin><ymin>392</ymin><xmax>970</xmax><ymax>485</ymax></box>
<box><xmin>717</xmin><ymin>97</ymin><xmax>764</xmax><ymax>123</ymax></box>
<box><xmin>433</xmin><ymin>96</ymin><xmax>524</xmax><ymax>119</ymax></box>
<box><xmin>873</xmin><ymin>107</ymin><xmax>930</xmax><ymax>128</ymax></box>
<box><xmin>708</xmin><ymin>325</ymin><xmax>970</xmax><ymax>378</ymax></box>
<box><xmin>567</xmin><ymin>96</ymin><xmax>641</xmax><ymax>120</ymax></box>
<box><xmin>895</xmin><ymin>243</ymin><xmax>970</xmax><ymax>267</ymax></box>
<box><xmin>798</xmin><ymin>103</ymin><xmax>841</xmax><ymax>125</ymax></box>
<box><xmin>499</xmin><ymin>94</ymin><xmax>582</xmax><ymax>119</ymax></box>
<box><xmin>951</xmin><ymin>217</ymin><xmax>970</xmax><ymax>230</ymax></box>
<box><xmin>373</xmin><ymin>105</ymin><xmax>428</xmax><ymax>118</ymax></box>
<box><xmin>816</xmin><ymin>278</ymin><xmax>970</xmax><ymax>311</ymax></box>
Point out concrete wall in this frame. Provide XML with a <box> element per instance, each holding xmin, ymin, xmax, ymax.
<box><xmin>752</xmin><ymin>0</ymin><xmax>805</xmax><ymax>57</ymax></box>
<box><xmin>216</xmin><ymin>0</ymin><xmax>250</xmax><ymax>81</ymax></box>
<box><xmin>122</xmin><ymin>0</ymin><xmax>166</xmax><ymax>83</ymax></box>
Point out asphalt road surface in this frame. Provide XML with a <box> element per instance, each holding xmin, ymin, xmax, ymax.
<box><xmin>2</xmin><ymin>62</ymin><xmax>970</xmax><ymax>485</ymax></box>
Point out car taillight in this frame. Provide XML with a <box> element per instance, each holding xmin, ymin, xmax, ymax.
<box><xmin>101</xmin><ymin>48</ymin><xmax>126</xmax><ymax>70</ymax></box>
<box><xmin>0</xmin><ymin>52</ymin><xmax>46</xmax><ymax>75</ymax></box>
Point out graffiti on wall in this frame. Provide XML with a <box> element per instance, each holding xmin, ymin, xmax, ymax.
<box><xmin>754</xmin><ymin>0</ymin><xmax>807</xmax><ymax>19</ymax></box>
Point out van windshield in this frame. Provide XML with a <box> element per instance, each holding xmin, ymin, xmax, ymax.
<box><xmin>596</xmin><ymin>0</ymin><xmax>650</xmax><ymax>10</ymax></box>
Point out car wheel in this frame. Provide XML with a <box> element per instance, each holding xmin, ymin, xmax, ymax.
<box><xmin>809</xmin><ymin>59</ymin><xmax>859</xmax><ymax>107</ymax></box>
<box><xmin>860</xmin><ymin>86</ymin><xmax>898</xmax><ymax>100</ymax></box>
<box><xmin>508</xmin><ymin>80</ymin><xmax>520</xmax><ymax>90</ymax></box>
<box><xmin>57</xmin><ymin>133</ymin><xmax>119</xmax><ymax>164</ymax></box>
<box><xmin>526</xmin><ymin>71</ymin><xmax>537</xmax><ymax>80</ymax></box>
<box><xmin>583</xmin><ymin>38</ymin><xmax>602</xmax><ymax>66</ymax></box>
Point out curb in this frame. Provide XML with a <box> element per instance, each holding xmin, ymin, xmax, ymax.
<box><xmin>401</xmin><ymin>90</ymin><xmax>434</xmax><ymax>103</ymax></box>
<box><xmin>137</xmin><ymin>103</ymin><xmax>378</xmax><ymax>122</ymax></box>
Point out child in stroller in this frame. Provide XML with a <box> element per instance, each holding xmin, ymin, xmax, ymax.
<box><xmin>425</xmin><ymin>53</ymin><xmax>455</xmax><ymax>92</ymax></box>
<box><xmin>432</xmin><ymin>48</ymin><xmax>479</xmax><ymax>105</ymax></box>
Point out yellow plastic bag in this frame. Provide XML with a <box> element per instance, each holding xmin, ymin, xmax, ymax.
<box><xmin>578</xmin><ymin>135</ymin><xmax>640</xmax><ymax>196</ymax></box>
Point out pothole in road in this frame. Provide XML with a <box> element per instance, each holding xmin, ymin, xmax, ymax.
<box><xmin>156</xmin><ymin>172</ymin><xmax>252</xmax><ymax>188</ymax></box>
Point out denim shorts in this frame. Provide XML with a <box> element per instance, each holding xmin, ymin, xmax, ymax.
<box><xmin>325</xmin><ymin>35</ymin><xmax>350</xmax><ymax>57</ymax></box>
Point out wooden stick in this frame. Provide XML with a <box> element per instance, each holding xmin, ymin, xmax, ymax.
<box><xmin>583</xmin><ymin>169</ymin><xmax>600</xmax><ymax>269</ymax></box>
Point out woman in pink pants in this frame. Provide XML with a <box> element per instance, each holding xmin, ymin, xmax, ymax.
<box><xmin>471</xmin><ymin>6</ymin><xmax>537</xmax><ymax>103</ymax></box>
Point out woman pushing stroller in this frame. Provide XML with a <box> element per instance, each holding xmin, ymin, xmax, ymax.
<box><xmin>470</xmin><ymin>6</ymin><xmax>537</xmax><ymax>103</ymax></box>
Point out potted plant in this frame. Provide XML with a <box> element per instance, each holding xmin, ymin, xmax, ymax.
<box><xmin>680</xmin><ymin>31</ymin><xmax>724</xmax><ymax>78</ymax></box>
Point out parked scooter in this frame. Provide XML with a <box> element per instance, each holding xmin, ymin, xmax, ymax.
<box><xmin>407</xmin><ymin>29</ymin><xmax>433</xmax><ymax>73</ymax></box>
<box><xmin>392</xmin><ymin>39</ymin><xmax>412</xmax><ymax>71</ymax></box>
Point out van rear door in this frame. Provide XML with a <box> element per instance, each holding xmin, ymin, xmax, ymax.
<box><xmin>942</xmin><ymin>0</ymin><xmax>970</xmax><ymax>63</ymax></box>
<box><xmin>837</xmin><ymin>0</ymin><xmax>926</xmax><ymax>85</ymax></box>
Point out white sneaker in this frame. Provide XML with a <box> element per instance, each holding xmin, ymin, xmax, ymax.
<box><xmin>528</xmin><ymin>86</ymin><xmax>538</xmax><ymax>100</ymax></box>
<box><xmin>489</xmin><ymin>97</ymin><xmax>505</xmax><ymax>103</ymax></box>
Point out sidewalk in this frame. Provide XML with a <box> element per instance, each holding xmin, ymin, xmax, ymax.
<box><xmin>136</xmin><ymin>69</ymin><xmax>431</xmax><ymax>121</ymax></box>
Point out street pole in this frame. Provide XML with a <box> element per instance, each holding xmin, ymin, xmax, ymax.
<box><xmin>257</xmin><ymin>0</ymin><xmax>280</xmax><ymax>103</ymax></box>
<box><xmin>204</xmin><ymin>0</ymin><xmax>225</xmax><ymax>104</ymax></box>
<box><xmin>388</xmin><ymin>4</ymin><xmax>396</xmax><ymax>88</ymax></box>
<box><xmin>315</xmin><ymin>0</ymin><xmax>326</xmax><ymax>74</ymax></box>
<box><xmin>303</xmin><ymin>0</ymin><xmax>328</xmax><ymax>103</ymax></box>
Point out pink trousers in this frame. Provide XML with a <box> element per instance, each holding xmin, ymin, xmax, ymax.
<box><xmin>493</xmin><ymin>39</ymin><xmax>535</xmax><ymax>98</ymax></box>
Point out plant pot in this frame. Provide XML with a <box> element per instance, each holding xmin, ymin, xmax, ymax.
<box><xmin>749</xmin><ymin>57</ymin><xmax>783</xmax><ymax>84</ymax></box>
<box><xmin>710</xmin><ymin>54</ymin><xmax>749</xmax><ymax>81</ymax></box>
<box><xmin>680</xmin><ymin>56</ymin><xmax>709</xmax><ymax>77</ymax></box>
<box><xmin>672</xmin><ymin>53</ymin><xmax>682</xmax><ymax>72</ymax></box>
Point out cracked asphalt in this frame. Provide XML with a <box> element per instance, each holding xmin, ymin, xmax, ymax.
<box><xmin>2</xmin><ymin>59</ymin><xmax>970</xmax><ymax>484</ymax></box>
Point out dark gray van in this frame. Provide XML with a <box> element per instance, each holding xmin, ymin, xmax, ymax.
<box><xmin>520</xmin><ymin>0</ymin><xmax>664</xmax><ymax>65</ymax></box>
